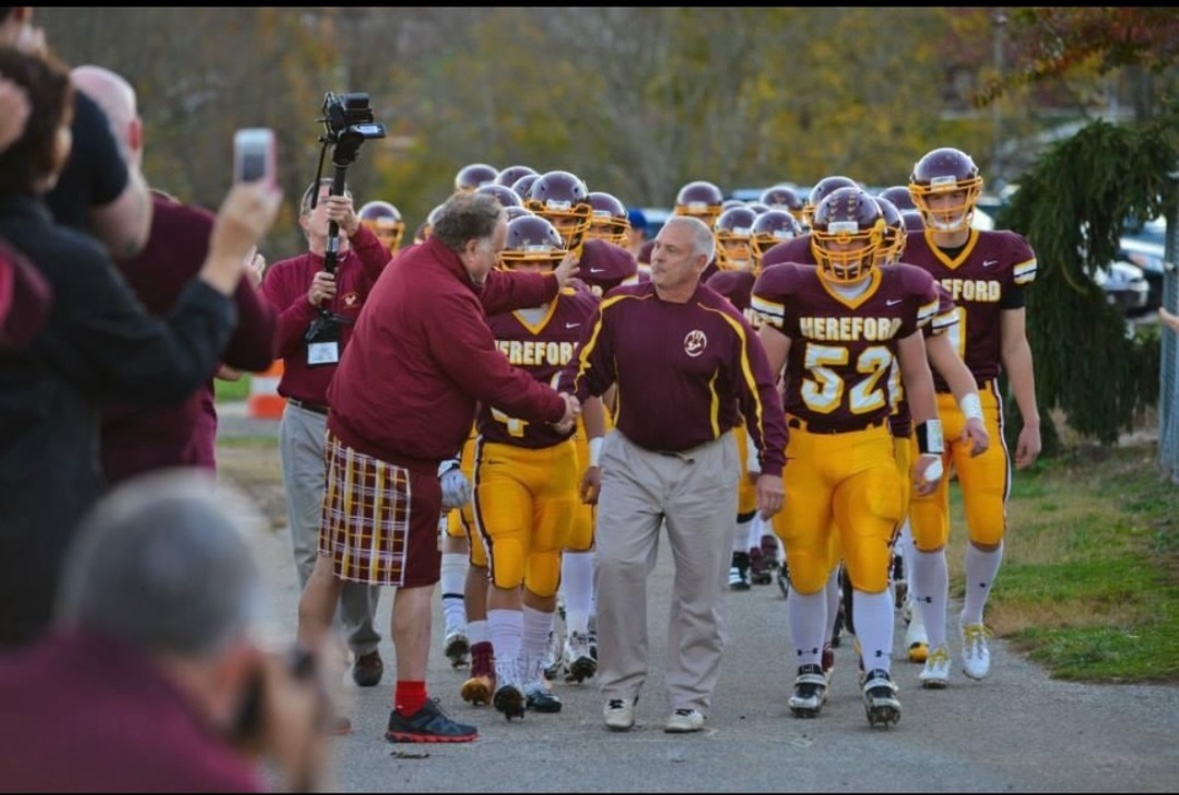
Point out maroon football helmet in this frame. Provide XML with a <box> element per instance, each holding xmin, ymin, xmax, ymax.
<box><xmin>499</xmin><ymin>215</ymin><xmax>566</xmax><ymax>271</ymax></box>
<box><xmin>527</xmin><ymin>170</ymin><xmax>592</xmax><ymax>256</ymax></box>
<box><xmin>873</xmin><ymin>195</ymin><xmax>906</xmax><ymax>265</ymax></box>
<box><xmin>802</xmin><ymin>175</ymin><xmax>858</xmax><ymax>229</ymax></box>
<box><xmin>503</xmin><ymin>205</ymin><xmax>532</xmax><ymax>222</ymax></box>
<box><xmin>759</xmin><ymin>185</ymin><xmax>805</xmax><ymax>220</ymax></box>
<box><xmin>750</xmin><ymin>209</ymin><xmax>802</xmax><ymax>271</ymax></box>
<box><xmin>475</xmin><ymin>183</ymin><xmax>524</xmax><ymax>209</ymax></box>
<box><xmin>673</xmin><ymin>180</ymin><xmax>725</xmax><ymax>225</ymax></box>
<box><xmin>510</xmin><ymin>173</ymin><xmax>540</xmax><ymax>201</ymax></box>
<box><xmin>587</xmin><ymin>191</ymin><xmax>630</xmax><ymax>246</ymax></box>
<box><xmin>908</xmin><ymin>147</ymin><xmax>983</xmax><ymax>232</ymax></box>
<box><xmin>809</xmin><ymin>187</ymin><xmax>886</xmax><ymax>283</ymax></box>
<box><xmin>494</xmin><ymin>164</ymin><xmax>538</xmax><ymax>190</ymax></box>
<box><xmin>713</xmin><ymin>206</ymin><xmax>758</xmax><ymax>273</ymax></box>
<box><xmin>454</xmin><ymin>162</ymin><xmax>499</xmax><ymax>192</ymax></box>
<box><xmin>877</xmin><ymin>185</ymin><xmax>917</xmax><ymax>212</ymax></box>
<box><xmin>902</xmin><ymin>210</ymin><xmax>925</xmax><ymax>234</ymax></box>
<box><xmin>358</xmin><ymin>200</ymin><xmax>405</xmax><ymax>255</ymax></box>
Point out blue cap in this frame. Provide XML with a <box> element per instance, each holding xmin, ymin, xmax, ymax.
<box><xmin>626</xmin><ymin>208</ymin><xmax>648</xmax><ymax>233</ymax></box>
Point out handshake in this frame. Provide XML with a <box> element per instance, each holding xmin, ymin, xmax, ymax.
<box><xmin>551</xmin><ymin>393</ymin><xmax>581</xmax><ymax>435</ymax></box>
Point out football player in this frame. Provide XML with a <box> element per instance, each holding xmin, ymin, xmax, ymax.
<box><xmin>752</xmin><ymin>187</ymin><xmax>945</xmax><ymax>727</ymax></box>
<box><xmin>903</xmin><ymin>147</ymin><xmax>1040</xmax><ymax>687</ymax></box>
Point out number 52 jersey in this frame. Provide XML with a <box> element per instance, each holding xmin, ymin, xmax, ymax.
<box><xmin>751</xmin><ymin>262</ymin><xmax>940</xmax><ymax>431</ymax></box>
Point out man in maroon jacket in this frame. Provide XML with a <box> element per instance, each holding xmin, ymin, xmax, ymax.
<box><xmin>296</xmin><ymin>191</ymin><xmax>580</xmax><ymax>743</ymax></box>
<box><xmin>70</xmin><ymin>65</ymin><xmax>279</xmax><ymax>484</ymax></box>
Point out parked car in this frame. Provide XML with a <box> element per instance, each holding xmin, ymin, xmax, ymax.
<box><xmin>1118</xmin><ymin>224</ymin><xmax>1168</xmax><ymax>310</ymax></box>
<box><xmin>1093</xmin><ymin>260</ymin><xmax>1151</xmax><ymax>315</ymax></box>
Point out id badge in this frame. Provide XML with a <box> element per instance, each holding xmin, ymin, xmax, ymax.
<box><xmin>307</xmin><ymin>340</ymin><xmax>340</xmax><ymax>366</ymax></box>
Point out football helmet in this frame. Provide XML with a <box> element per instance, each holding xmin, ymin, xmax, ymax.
<box><xmin>722</xmin><ymin>199</ymin><xmax>745</xmax><ymax>212</ymax></box>
<box><xmin>750</xmin><ymin>209</ymin><xmax>802</xmax><ymax>270</ymax></box>
<box><xmin>873</xmin><ymin>196</ymin><xmax>906</xmax><ymax>265</ymax></box>
<box><xmin>474</xmin><ymin>183</ymin><xmax>524</xmax><ymax>209</ymax></box>
<box><xmin>746</xmin><ymin>201</ymin><xmax>771</xmax><ymax>216</ymax></box>
<box><xmin>908</xmin><ymin>147</ymin><xmax>983</xmax><ymax>233</ymax></box>
<box><xmin>503</xmin><ymin>204</ymin><xmax>532</xmax><ymax>222</ymax></box>
<box><xmin>528</xmin><ymin>170</ymin><xmax>592</xmax><ymax>256</ymax></box>
<box><xmin>454</xmin><ymin>162</ymin><xmax>499</xmax><ymax>193</ymax></box>
<box><xmin>902</xmin><ymin>210</ymin><xmax>925</xmax><ymax>235</ymax></box>
<box><xmin>713</xmin><ymin>206</ymin><xmax>758</xmax><ymax>273</ymax></box>
<box><xmin>358</xmin><ymin>200</ymin><xmax>406</xmax><ymax>255</ymax></box>
<box><xmin>499</xmin><ymin>215</ymin><xmax>566</xmax><ymax>271</ymax></box>
<box><xmin>673</xmin><ymin>180</ymin><xmax>725</xmax><ymax>225</ymax></box>
<box><xmin>877</xmin><ymin>185</ymin><xmax>917</xmax><ymax>212</ymax></box>
<box><xmin>802</xmin><ymin>176</ymin><xmax>858</xmax><ymax>229</ymax></box>
<box><xmin>495</xmin><ymin>164</ymin><xmax>538</xmax><ymax>190</ymax></box>
<box><xmin>587</xmin><ymin>191</ymin><xmax>630</xmax><ymax>246</ymax></box>
<box><xmin>760</xmin><ymin>185</ymin><xmax>805</xmax><ymax>220</ymax></box>
<box><xmin>809</xmin><ymin>187</ymin><xmax>885</xmax><ymax>284</ymax></box>
<box><xmin>510</xmin><ymin>173</ymin><xmax>540</xmax><ymax>201</ymax></box>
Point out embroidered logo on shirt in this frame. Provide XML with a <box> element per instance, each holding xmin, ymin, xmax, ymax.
<box><xmin>982</xmin><ymin>259</ymin><xmax>999</xmax><ymax>268</ymax></box>
<box><xmin>565</xmin><ymin>322</ymin><xmax>581</xmax><ymax>329</ymax></box>
<box><xmin>342</xmin><ymin>291</ymin><xmax>360</xmax><ymax>308</ymax></box>
<box><xmin>684</xmin><ymin>330</ymin><xmax>708</xmax><ymax>357</ymax></box>
<box><xmin>886</xmin><ymin>298</ymin><xmax>903</xmax><ymax>306</ymax></box>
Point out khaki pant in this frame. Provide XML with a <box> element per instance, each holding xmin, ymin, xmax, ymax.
<box><xmin>594</xmin><ymin>429</ymin><xmax>739</xmax><ymax>715</ymax></box>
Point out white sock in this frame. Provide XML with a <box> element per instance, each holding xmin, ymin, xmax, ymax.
<box><xmin>488</xmin><ymin>609</ymin><xmax>523</xmax><ymax>684</ymax></box>
<box><xmin>562</xmin><ymin>551</ymin><xmax>594</xmax><ymax>635</ymax></box>
<box><xmin>853</xmin><ymin>590</ymin><xmax>895</xmax><ymax>674</ymax></box>
<box><xmin>440</xmin><ymin>552</ymin><xmax>468</xmax><ymax>634</ymax></box>
<box><xmin>467</xmin><ymin>619</ymin><xmax>489</xmax><ymax>646</ymax></box>
<box><xmin>522</xmin><ymin>605</ymin><xmax>554</xmax><ymax>683</ymax></box>
<box><xmin>911</xmin><ymin>549</ymin><xmax>949</xmax><ymax>649</ymax></box>
<box><xmin>787</xmin><ymin>588</ymin><xmax>827</xmax><ymax>669</ymax></box>
<box><xmin>733</xmin><ymin>516</ymin><xmax>754</xmax><ymax>553</ymax></box>
<box><xmin>824</xmin><ymin>568</ymin><xmax>841</xmax><ymax>644</ymax></box>
<box><xmin>897</xmin><ymin>519</ymin><xmax>916</xmax><ymax>587</ymax></box>
<box><xmin>961</xmin><ymin>542</ymin><xmax>1004</xmax><ymax>625</ymax></box>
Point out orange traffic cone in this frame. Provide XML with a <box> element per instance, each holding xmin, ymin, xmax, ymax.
<box><xmin>247</xmin><ymin>359</ymin><xmax>286</xmax><ymax>420</ymax></box>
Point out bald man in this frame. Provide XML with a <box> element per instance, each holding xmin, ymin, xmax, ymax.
<box><xmin>71</xmin><ymin>64</ymin><xmax>278</xmax><ymax>484</ymax></box>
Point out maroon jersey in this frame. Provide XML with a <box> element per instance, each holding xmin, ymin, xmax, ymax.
<box><xmin>579</xmin><ymin>238</ymin><xmax>638</xmax><ymax>297</ymax></box>
<box><xmin>902</xmin><ymin>228</ymin><xmax>1036</xmax><ymax>390</ymax></box>
<box><xmin>752</xmin><ymin>263</ymin><xmax>939</xmax><ymax>431</ymax></box>
<box><xmin>706</xmin><ymin>269</ymin><xmax>761</xmax><ymax>330</ymax></box>
<box><xmin>479</xmin><ymin>288</ymin><xmax>599</xmax><ymax>448</ymax></box>
<box><xmin>559</xmin><ymin>281</ymin><xmax>788</xmax><ymax>475</ymax></box>
<box><xmin>888</xmin><ymin>281</ymin><xmax>958</xmax><ymax>438</ymax></box>
<box><xmin>760</xmin><ymin>234</ymin><xmax>815</xmax><ymax>270</ymax></box>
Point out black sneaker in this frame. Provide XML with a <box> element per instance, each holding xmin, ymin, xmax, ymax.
<box><xmin>729</xmin><ymin>551</ymin><xmax>751</xmax><ymax>591</ymax></box>
<box><xmin>385</xmin><ymin>699</ymin><xmax>478</xmax><ymax>743</ymax></box>
<box><xmin>351</xmin><ymin>650</ymin><xmax>384</xmax><ymax>688</ymax></box>
<box><xmin>524</xmin><ymin>683</ymin><xmax>563</xmax><ymax>713</ymax></box>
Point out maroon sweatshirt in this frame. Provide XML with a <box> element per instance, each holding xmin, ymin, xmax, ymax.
<box><xmin>328</xmin><ymin>237</ymin><xmax>567</xmax><ymax>472</ymax></box>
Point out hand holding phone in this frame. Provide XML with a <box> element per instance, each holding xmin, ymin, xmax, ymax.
<box><xmin>233</xmin><ymin>128</ymin><xmax>276</xmax><ymax>186</ymax></box>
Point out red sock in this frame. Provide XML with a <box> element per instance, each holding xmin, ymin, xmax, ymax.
<box><xmin>394</xmin><ymin>680</ymin><xmax>428</xmax><ymax>716</ymax></box>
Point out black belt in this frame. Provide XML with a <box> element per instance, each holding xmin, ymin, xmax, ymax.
<box><xmin>787</xmin><ymin>416</ymin><xmax>885</xmax><ymax>435</ymax></box>
<box><xmin>288</xmin><ymin>398</ymin><xmax>329</xmax><ymax>416</ymax></box>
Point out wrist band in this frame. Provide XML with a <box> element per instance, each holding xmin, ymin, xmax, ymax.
<box><xmin>916</xmin><ymin>420</ymin><xmax>944</xmax><ymax>455</ymax></box>
<box><xmin>959</xmin><ymin>393</ymin><xmax>983</xmax><ymax>422</ymax></box>
<box><xmin>588</xmin><ymin>437</ymin><xmax>604</xmax><ymax>468</ymax></box>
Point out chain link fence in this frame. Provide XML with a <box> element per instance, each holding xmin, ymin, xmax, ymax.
<box><xmin>1158</xmin><ymin>174</ymin><xmax>1179</xmax><ymax>481</ymax></box>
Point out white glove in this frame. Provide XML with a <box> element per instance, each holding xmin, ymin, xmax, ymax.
<box><xmin>438</xmin><ymin>459</ymin><xmax>471</xmax><ymax>510</ymax></box>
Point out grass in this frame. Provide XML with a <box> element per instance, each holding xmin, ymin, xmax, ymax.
<box><xmin>214</xmin><ymin>375</ymin><xmax>251</xmax><ymax>403</ymax></box>
<box><xmin>943</xmin><ymin>441</ymin><xmax>1179</xmax><ymax>683</ymax></box>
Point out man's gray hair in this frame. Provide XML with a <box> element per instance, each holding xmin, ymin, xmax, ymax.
<box><xmin>664</xmin><ymin>215</ymin><xmax>716</xmax><ymax>264</ymax></box>
<box><xmin>56</xmin><ymin>470</ymin><xmax>263</xmax><ymax>659</ymax></box>
<box><xmin>431</xmin><ymin>191</ymin><xmax>505</xmax><ymax>253</ymax></box>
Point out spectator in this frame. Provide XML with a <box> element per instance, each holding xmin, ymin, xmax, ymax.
<box><xmin>558</xmin><ymin>215</ymin><xmax>788</xmax><ymax>734</ymax></box>
<box><xmin>625</xmin><ymin>207</ymin><xmax>647</xmax><ymax>261</ymax></box>
<box><xmin>0</xmin><ymin>47</ymin><xmax>281</xmax><ymax>647</ymax></box>
<box><xmin>296</xmin><ymin>191</ymin><xmax>580</xmax><ymax>743</ymax></box>
<box><xmin>258</xmin><ymin>178</ymin><xmax>387</xmax><ymax>697</ymax></box>
<box><xmin>70</xmin><ymin>64</ymin><xmax>277</xmax><ymax>484</ymax></box>
<box><xmin>0</xmin><ymin>470</ymin><xmax>331</xmax><ymax>792</ymax></box>
<box><xmin>0</xmin><ymin>7</ymin><xmax>152</xmax><ymax>258</ymax></box>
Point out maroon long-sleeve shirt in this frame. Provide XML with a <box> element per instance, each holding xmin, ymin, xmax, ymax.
<box><xmin>258</xmin><ymin>224</ymin><xmax>389</xmax><ymax>405</ymax></box>
<box><xmin>328</xmin><ymin>236</ymin><xmax>568</xmax><ymax>472</ymax></box>
<box><xmin>101</xmin><ymin>194</ymin><xmax>278</xmax><ymax>483</ymax></box>
<box><xmin>559</xmin><ymin>280</ymin><xmax>788</xmax><ymax>475</ymax></box>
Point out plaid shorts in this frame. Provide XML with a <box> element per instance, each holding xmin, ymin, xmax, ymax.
<box><xmin>319</xmin><ymin>432</ymin><xmax>442</xmax><ymax>588</ymax></box>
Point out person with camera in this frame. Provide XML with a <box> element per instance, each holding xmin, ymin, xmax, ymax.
<box><xmin>0</xmin><ymin>470</ymin><xmax>332</xmax><ymax>792</ymax></box>
<box><xmin>296</xmin><ymin>191</ymin><xmax>581</xmax><ymax>743</ymax></box>
<box><xmin>258</xmin><ymin>178</ymin><xmax>388</xmax><ymax>697</ymax></box>
<box><xmin>0</xmin><ymin>47</ymin><xmax>282</xmax><ymax>649</ymax></box>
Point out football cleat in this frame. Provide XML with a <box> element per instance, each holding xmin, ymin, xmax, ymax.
<box><xmin>563</xmin><ymin>631</ymin><xmax>597</xmax><ymax>683</ymax></box>
<box><xmin>960</xmin><ymin>617</ymin><xmax>993</xmax><ymax>680</ymax></box>
<box><xmin>919</xmin><ymin>645</ymin><xmax>951</xmax><ymax>689</ymax></box>
<box><xmin>444</xmin><ymin>629</ymin><xmax>470</xmax><ymax>669</ymax></box>
<box><xmin>788</xmin><ymin>663</ymin><xmax>828</xmax><ymax>718</ymax></box>
<box><xmin>862</xmin><ymin>669</ymin><xmax>902</xmax><ymax>728</ymax></box>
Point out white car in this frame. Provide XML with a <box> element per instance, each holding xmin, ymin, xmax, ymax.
<box><xmin>1092</xmin><ymin>260</ymin><xmax>1150</xmax><ymax>315</ymax></box>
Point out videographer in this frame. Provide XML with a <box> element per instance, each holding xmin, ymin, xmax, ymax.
<box><xmin>0</xmin><ymin>470</ymin><xmax>332</xmax><ymax>792</ymax></box>
<box><xmin>258</xmin><ymin>178</ymin><xmax>388</xmax><ymax>696</ymax></box>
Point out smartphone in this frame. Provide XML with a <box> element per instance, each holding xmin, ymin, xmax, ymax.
<box><xmin>233</xmin><ymin>128</ymin><xmax>276</xmax><ymax>185</ymax></box>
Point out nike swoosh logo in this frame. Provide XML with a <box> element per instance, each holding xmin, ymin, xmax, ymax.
<box><xmin>565</xmin><ymin>322</ymin><xmax>581</xmax><ymax>329</ymax></box>
<box><xmin>886</xmin><ymin>298</ymin><xmax>903</xmax><ymax>306</ymax></box>
<box><xmin>588</xmin><ymin>267</ymin><xmax>606</xmax><ymax>274</ymax></box>
<box><xmin>982</xmin><ymin>259</ymin><xmax>998</xmax><ymax>268</ymax></box>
